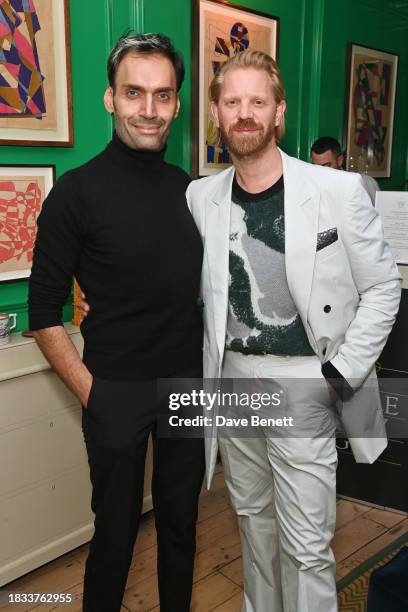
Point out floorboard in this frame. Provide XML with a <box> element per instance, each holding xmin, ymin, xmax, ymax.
<box><xmin>2</xmin><ymin>471</ymin><xmax>407</xmax><ymax>611</ymax></box>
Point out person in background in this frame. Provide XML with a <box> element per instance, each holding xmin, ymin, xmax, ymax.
<box><xmin>28</xmin><ymin>33</ymin><xmax>205</xmax><ymax>612</ymax></box>
<box><xmin>311</xmin><ymin>136</ymin><xmax>380</xmax><ymax>204</ymax></box>
<box><xmin>187</xmin><ymin>51</ymin><xmax>401</xmax><ymax>612</ymax></box>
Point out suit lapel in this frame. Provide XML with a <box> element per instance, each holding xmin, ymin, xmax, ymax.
<box><xmin>204</xmin><ymin>152</ymin><xmax>320</xmax><ymax>359</ymax></box>
<box><xmin>205</xmin><ymin>167</ymin><xmax>235</xmax><ymax>360</ymax></box>
<box><xmin>280</xmin><ymin>150</ymin><xmax>320</xmax><ymax>330</ymax></box>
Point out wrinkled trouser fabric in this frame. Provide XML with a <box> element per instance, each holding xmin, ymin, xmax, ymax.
<box><xmin>81</xmin><ymin>369</ymin><xmax>205</xmax><ymax>612</ymax></box>
<box><xmin>219</xmin><ymin>351</ymin><xmax>338</xmax><ymax>612</ymax></box>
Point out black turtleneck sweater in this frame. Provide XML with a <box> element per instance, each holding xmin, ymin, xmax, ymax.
<box><xmin>28</xmin><ymin>133</ymin><xmax>203</xmax><ymax>380</ymax></box>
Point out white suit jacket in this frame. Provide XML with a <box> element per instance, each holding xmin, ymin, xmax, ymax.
<box><xmin>186</xmin><ymin>149</ymin><xmax>402</xmax><ymax>488</ymax></box>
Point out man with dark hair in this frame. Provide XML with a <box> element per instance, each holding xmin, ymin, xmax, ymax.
<box><xmin>310</xmin><ymin>136</ymin><xmax>344</xmax><ymax>167</ymax></box>
<box><xmin>311</xmin><ymin>136</ymin><xmax>380</xmax><ymax>204</ymax></box>
<box><xmin>107</xmin><ymin>32</ymin><xmax>186</xmax><ymax>92</ymax></box>
<box><xmin>28</xmin><ymin>33</ymin><xmax>204</xmax><ymax>612</ymax></box>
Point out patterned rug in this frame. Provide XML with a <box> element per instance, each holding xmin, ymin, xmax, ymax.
<box><xmin>337</xmin><ymin>531</ymin><xmax>408</xmax><ymax>611</ymax></box>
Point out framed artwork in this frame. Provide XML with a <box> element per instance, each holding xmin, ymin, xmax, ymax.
<box><xmin>345</xmin><ymin>43</ymin><xmax>398</xmax><ymax>178</ymax></box>
<box><xmin>0</xmin><ymin>0</ymin><xmax>73</xmax><ymax>147</ymax></box>
<box><xmin>191</xmin><ymin>0</ymin><xmax>279</xmax><ymax>177</ymax></box>
<box><xmin>0</xmin><ymin>164</ymin><xmax>55</xmax><ymax>281</ymax></box>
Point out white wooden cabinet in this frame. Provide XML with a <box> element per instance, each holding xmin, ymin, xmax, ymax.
<box><xmin>0</xmin><ymin>324</ymin><xmax>152</xmax><ymax>586</ymax></box>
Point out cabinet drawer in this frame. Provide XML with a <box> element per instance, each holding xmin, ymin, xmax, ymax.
<box><xmin>0</xmin><ymin>409</ymin><xmax>88</xmax><ymax>496</ymax></box>
<box><xmin>0</xmin><ymin>371</ymin><xmax>80</xmax><ymax>431</ymax></box>
<box><xmin>0</xmin><ymin>465</ymin><xmax>93</xmax><ymax>565</ymax></box>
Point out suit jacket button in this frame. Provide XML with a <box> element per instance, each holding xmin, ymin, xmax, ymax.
<box><xmin>324</xmin><ymin>305</ymin><xmax>331</xmax><ymax>313</ymax></box>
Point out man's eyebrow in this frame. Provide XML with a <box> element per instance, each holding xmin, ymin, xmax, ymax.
<box><xmin>120</xmin><ymin>84</ymin><xmax>176</xmax><ymax>93</ymax></box>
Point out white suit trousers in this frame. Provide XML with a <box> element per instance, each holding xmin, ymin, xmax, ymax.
<box><xmin>218</xmin><ymin>351</ymin><xmax>338</xmax><ymax>612</ymax></box>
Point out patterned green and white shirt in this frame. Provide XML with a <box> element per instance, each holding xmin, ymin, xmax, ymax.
<box><xmin>226</xmin><ymin>175</ymin><xmax>313</xmax><ymax>356</ymax></box>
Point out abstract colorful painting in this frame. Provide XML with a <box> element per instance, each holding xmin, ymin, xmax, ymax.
<box><xmin>192</xmin><ymin>0</ymin><xmax>279</xmax><ymax>177</ymax></box>
<box><xmin>0</xmin><ymin>165</ymin><xmax>54</xmax><ymax>280</ymax></box>
<box><xmin>345</xmin><ymin>44</ymin><xmax>398</xmax><ymax>178</ymax></box>
<box><xmin>0</xmin><ymin>0</ymin><xmax>72</xmax><ymax>146</ymax></box>
<box><xmin>0</xmin><ymin>0</ymin><xmax>47</xmax><ymax>118</ymax></box>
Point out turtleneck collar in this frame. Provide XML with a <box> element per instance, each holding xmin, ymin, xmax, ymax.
<box><xmin>106</xmin><ymin>131</ymin><xmax>167</xmax><ymax>171</ymax></box>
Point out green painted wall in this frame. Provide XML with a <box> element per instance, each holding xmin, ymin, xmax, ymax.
<box><xmin>1</xmin><ymin>0</ymin><xmax>407</xmax><ymax>331</ymax></box>
<box><xmin>319</xmin><ymin>1</ymin><xmax>408</xmax><ymax>191</ymax></box>
<box><xmin>0</xmin><ymin>0</ymin><xmax>142</xmax><ymax>331</ymax></box>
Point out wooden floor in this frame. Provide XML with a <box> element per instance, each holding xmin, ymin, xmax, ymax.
<box><xmin>3</xmin><ymin>465</ymin><xmax>407</xmax><ymax>612</ymax></box>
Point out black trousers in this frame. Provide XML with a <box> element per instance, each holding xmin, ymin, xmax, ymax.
<box><xmin>81</xmin><ymin>369</ymin><xmax>205</xmax><ymax>612</ymax></box>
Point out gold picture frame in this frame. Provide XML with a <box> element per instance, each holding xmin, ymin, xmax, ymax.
<box><xmin>345</xmin><ymin>43</ymin><xmax>398</xmax><ymax>178</ymax></box>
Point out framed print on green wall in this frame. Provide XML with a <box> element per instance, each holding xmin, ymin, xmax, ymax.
<box><xmin>344</xmin><ymin>43</ymin><xmax>398</xmax><ymax>178</ymax></box>
<box><xmin>0</xmin><ymin>164</ymin><xmax>55</xmax><ymax>281</ymax></box>
<box><xmin>191</xmin><ymin>0</ymin><xmax>279</xmax><ymax>178</ymax></box>
<box><xmin>0</xmin><ymin>0</ymin><xmax>73</xmax><ymax>147</ymax></box>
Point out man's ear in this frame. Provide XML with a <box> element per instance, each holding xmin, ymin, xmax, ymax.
<box><xmin>337</xmin><ymin>153</ymin><xmax>345</xmax><ymax>169</ymax></box>
<box><xmin>210</xmin><ymin>101</ymin><xmax>220</xmax><ymax>127</ymax></box>
<box><xmin>275</xmin><ymin>100</ymin><xmax>286</xmax><ymax>127</ymax></box>
<box><xmin>174</xmin><ymin>95</ymin><xmax>180</xmax><ymax>119</ymax></box>
<box><xmin>104</xmin><ymin>86</ymin><xmax>114</xmax><ymax>114</ymax></box>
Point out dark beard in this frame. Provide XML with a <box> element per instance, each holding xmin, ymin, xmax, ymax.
<box><xmin>220</xmin><ymin>118</ymin><xmax>275</xmax><ymax>159</ymax></box>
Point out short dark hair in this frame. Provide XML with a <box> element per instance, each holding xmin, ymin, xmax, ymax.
<box><xmin>107</xmin><ymin>32</ymin><xmax>185</xmax><ymax>91</ymax></box>
<box><xmin>311</xmin><ymin>137</ymin><xmax>343</xmax><ymax>157</ymax></box>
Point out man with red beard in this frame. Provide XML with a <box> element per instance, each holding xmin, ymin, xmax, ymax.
<box><xmin>187</xmin><ymin>50</ymin><xmax>401</xmax><ymax>612</ymax></box>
